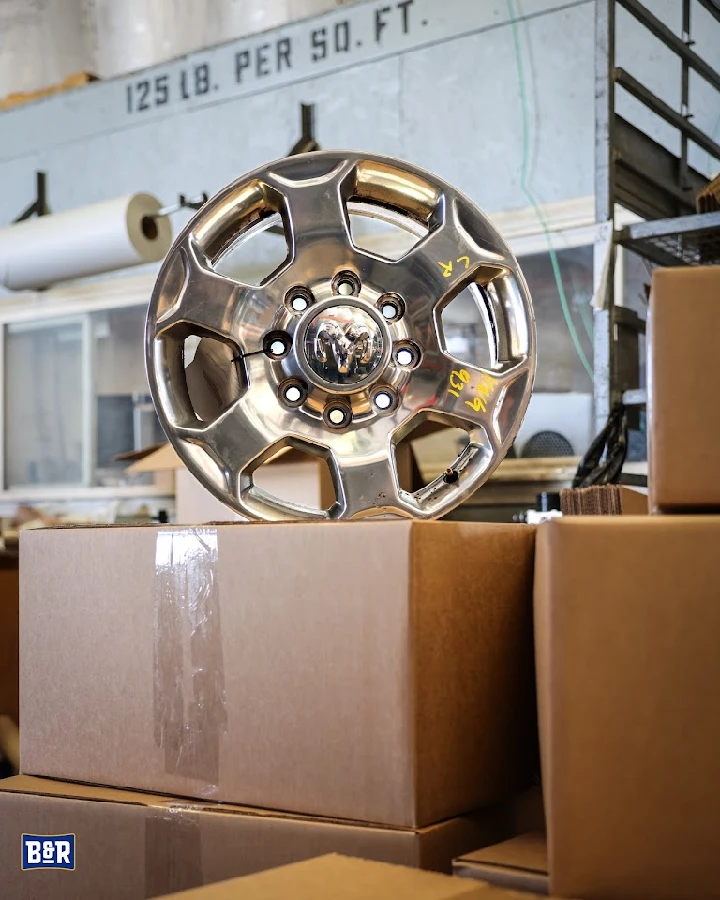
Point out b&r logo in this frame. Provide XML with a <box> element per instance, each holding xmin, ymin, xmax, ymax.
<box><xmin>22</xmin><ymin>834</ymin><xmax>75</xmax><ymax>870</ymax></box>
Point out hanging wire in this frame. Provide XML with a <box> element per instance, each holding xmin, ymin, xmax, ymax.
<box><xmin>506</xmin><ymin>0</ymin><xmax>594</xmax><ymax>379</ymax></box>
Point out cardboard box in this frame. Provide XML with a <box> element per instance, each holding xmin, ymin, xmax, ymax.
<box><xmin>453</xmin><ymin>834</ymin><xmax>548</xmax><ymax>895</ymax></box>
<box><xmin>509</xmin><ymin>789</ymin><xmax>545</xmax><ymax>835</ymax></box>
<box><xmin>535</xmin><ymin>516</ymin><xmax>720</xmax><ymax>899</ymax></box>
<box><xmin>127</xmin><ymin>443</ymin><xmax>419</xmax><ymax>524</ymax></box>
<box><xmin>126</xmin><ymin>443</ymin><xmax>321</xmax><ymax>523</ymax></box>
<box><xmin>649</xmin><ymin>267</ymin><xmax>720</xmax><ymax>511</ymax></box>
<box><xmin>21</xmin><ymin>520</ymin><xmax>537</xmax><ymax>828</ymax></box>
<box><xmin>0</xmin><ymin>551</ymin><xmax>19</xmax><ymax>724</ymax></box>
<box><xmin>0</xmin><ymin>777</ymin><xmax>507</xmax><ymax>900</ymax></box>
<box><xmin>155</xmin><ymin>854</ymin><xmax>550</xmax><ymax>899</ymax></box>
<box><xmin>156</xmin><ymin>854</ymin><xmax>529</xmax><ymax>900</ymax></box>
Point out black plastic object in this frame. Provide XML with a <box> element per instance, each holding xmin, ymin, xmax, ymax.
<box><xmin>536</xmin><ymin>492</ymin><xmax>561</xmax><ymax>512</ymax></box>
<box><xmin>521</xmin><ymin>430</ymin><xmax>574</xmax><ymax>458</ymax></box>
<box><xmin>572</xmin><ymin>404</ymin><xmax>629</xmax><ymax>488</ymax></box>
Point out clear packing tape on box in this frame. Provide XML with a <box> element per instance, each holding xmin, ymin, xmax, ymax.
<box><xmin>154</xmin><ymin>528</ymin><xmax>228</xmax><ymax>791</ymax></box>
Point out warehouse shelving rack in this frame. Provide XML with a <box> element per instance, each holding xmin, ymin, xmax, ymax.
<box><xmin>593</xmin><ymin>0</ymin><xmax>720</xmax><ymax>432</ymax></box>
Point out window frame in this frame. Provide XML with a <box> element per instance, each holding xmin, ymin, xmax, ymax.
<box><xmin>0</xmin><ymin>274</ymin><xmax>157</xmax><ymax>500</ymax></box>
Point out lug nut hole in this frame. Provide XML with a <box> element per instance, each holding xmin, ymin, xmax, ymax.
<box><xmin>377</xmin><ymin>293</ymin><xmax>405</xmax><ymax>322</ymax></box>
<box><xmin>285</xmin><ymin>286</ymin><xmax>314</xmax><ymax>314</ymax></box>
<box><xmin>394</xmin><ymin>341</ymin><xmax>421</xmax><ymax>368</ymax></box>
<box><xmin>324</xmin><ymin>401</ymin><xmax>352</xmax><ymax>429</ymax></box>
<box><xmin>396</xmin><ymin>349</ymin><xmax>413</xmax><ymax>366</ymax></box>
<box><xmin>372</xmin><ymin>388</ymin><xmax>396</xmax><ymax>413</ymax></box>
<box><xmin>264</xmin><ymin>331</ymin><xmax>291</xmax><ymax>359</ymax></box>
<box><xmin>279</xmin><ymin>379</ymin><xmax>307</xmax><ymax>408</ymax></box>
<box><xmin>332</xmin><ymin>270</ymin><xmax>361</xmax><ymax>297</ymax></box>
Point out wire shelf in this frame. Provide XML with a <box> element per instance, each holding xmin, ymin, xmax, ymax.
<box><xmin>618</xmin><ymin>211</ymin><xmax>720</xmax><ymax>267</ymax></box>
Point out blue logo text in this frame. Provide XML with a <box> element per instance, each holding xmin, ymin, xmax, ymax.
<box><xmin>22</xmin><ymin>834</ymin><xmax>75</xmax><ymax>870</ymax></box>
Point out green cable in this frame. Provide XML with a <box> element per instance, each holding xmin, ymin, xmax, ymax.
<box><xmin>506</xmin><ymin>0</ymin><xmax>594</xmax><ymax>378</ymax></box>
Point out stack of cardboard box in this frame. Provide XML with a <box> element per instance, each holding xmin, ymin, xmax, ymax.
<box><xmin>4</xmin><ymin>266</ymin><xmax>719</xmax><ymax>899</ymax></box>
<box><xmin>451</xmin><ymin>266</ymin><xmax>720</xmax><ymax>899</ymax></box>
<box><xmin>1</xmin><ymin>519</ymin><xmax>539</xmax><ymax>897</ymax></box>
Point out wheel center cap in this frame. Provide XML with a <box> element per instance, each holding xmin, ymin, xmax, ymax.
<box><xmin>304</xmin><ymin>304</ymin><xmax>384</xmax><ymax>385</ymax></box>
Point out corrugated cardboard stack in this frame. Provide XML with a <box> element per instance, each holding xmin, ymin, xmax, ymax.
<box><xmin>2</xmin><ymin>518</ymin><xmax>540</xmax><ymax>897</ymax></box>
<box><xmin>451</xmin><ymin>266</ymin><xmax>720</xmax><ymax>900</ymax></box>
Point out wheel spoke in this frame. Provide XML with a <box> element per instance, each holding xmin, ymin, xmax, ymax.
<box><xmin>395</xmin><ymin>194</ymin><xmax>514</xmax><ymax>307</ymax></box>
<box><xmin>332</xmin><ymin>446</ymin><xmax>409</xmax><ymax>518</ymax></box>
<box><xmin>262</xmin><ymin>160</ymin><xmax>356</xmax><ymax>273</ymax></box>
<box><xmin>155</xmin><ymin>237</ymin><xmax>258</xmax><ymax>343</ymax></box>
<box><xmin>408</xmin><ymin>355</ymin><xmax>532</xmax><ymax>451</ymax></box>
<box><xmin>175</xmin><ymin>396</ymin><xmax>269</xmax><ymax>496</ymax></box>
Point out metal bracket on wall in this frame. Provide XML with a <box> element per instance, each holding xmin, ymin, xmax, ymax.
<box><xmin>288</xmin><ymin>103</ymin><xmax>320</xmax><ymax>155</ymax></box>
<box><xmin>155</xmin><ymin>101</ymin><xmax>320</xmax><ymax>228</ymax></box>
<box><xmin>12</xmin><ymin>171</ymin><xmax>50</xmax><ymax>223</ymax></box>
<box><xmin>155</xmin><ymin>192</ymin><xmax>209</xmax><ymax>219</ymax></box>
<box><xmin>267</xmin><ymin>103</ymin><xmax>322</xmax><ymax>236</ymax></box>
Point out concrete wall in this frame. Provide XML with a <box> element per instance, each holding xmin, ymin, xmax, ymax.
<box><xmin>0</xmin><ymin>0</ymin><xmax>716</xmax><ymax>235</ymax></box>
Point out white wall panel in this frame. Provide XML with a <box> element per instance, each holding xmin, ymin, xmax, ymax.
<box><xmin>399</xmin><ymin>1</ymin><xmax>595</xmax><ymax>212</ymax></box>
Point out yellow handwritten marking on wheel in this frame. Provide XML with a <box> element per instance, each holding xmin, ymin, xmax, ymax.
<box><xmin>447</xmin><ymin>369</ymin><xmax>499</xmax><ymax>409</ymax></box>
<box><xmin>477</xmin><ymin>375</ymin><xmax>498</xmax><ymax>399</ymax></box>
<box><xmin>439</xmin><ymin>256</ymin><xmax>472</xmax><ymax>278</ymax></box>
<box><xmin>447</xmin><ymin>368</ymin><xmax>470</xmax><ymax>397</ymax></box>
<box><xmin>463</xmin><ymin>374</ymin><xmax>499</xmax><ymax>414</ymax></box>
<box><xmin>465</xmin><ymin>395</ymin><xmax>487</xmax><ymax>413</ymax></box>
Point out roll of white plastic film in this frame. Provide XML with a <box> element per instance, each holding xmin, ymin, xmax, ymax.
<box><xmin>0</xmin><ymin>0</ymin><xmax>93</xmax><ymax>97</ymax></box>
<box><xmin>0</xmin><ymin>193</ymin><xmax>172</xmax><ymax>291</ymax></box>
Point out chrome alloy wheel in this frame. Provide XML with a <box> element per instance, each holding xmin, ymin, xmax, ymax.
<box><xmin>146</xmin><ymin>151</ymin><xmax>536</xmax><ymax>521</ymax></box>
